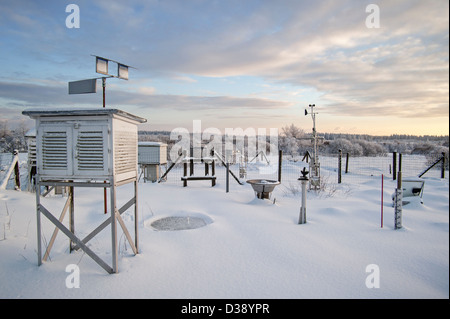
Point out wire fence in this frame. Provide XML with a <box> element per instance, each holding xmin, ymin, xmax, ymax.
<box><xmin>1</xmin><ymin>151</ymin><xmax>447</xmax><ymax>192</ymax></box>
<box><xmin>152</xmin><ymin>152</ymin><xmax>447</xmax><ymax>187</ymax></box>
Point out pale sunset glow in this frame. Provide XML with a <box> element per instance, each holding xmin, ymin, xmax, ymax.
<box><xmin>0</xmin><ymin>0</ymin><xmax>448</xmax><ymax>136</ymax></box>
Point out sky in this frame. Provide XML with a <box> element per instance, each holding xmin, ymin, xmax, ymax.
<box><xmin>0</xmin><ymin>0</ymin><xmax>448</xmax><ymax>136</ymax></box>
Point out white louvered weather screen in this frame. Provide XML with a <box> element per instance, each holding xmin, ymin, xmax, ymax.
<box><xmin>42</xmin><ymin>130</ymin><xmax>68</xmax><ymax>170</ymax></box>
<box><xmin>76</xmin><ymin>130</ymin><xmax>104</xmax><ymax>171</ymax></box>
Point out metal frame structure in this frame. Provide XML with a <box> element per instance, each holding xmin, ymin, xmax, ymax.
<box><xmin>305</xmin><ymin>104</ymin><xmax>322</xmax><ymax>190</ymax></box>
<box><xmin>23</xmin><ymin>108</ymin><xmax>146</xmax><ymax>274</ymax></box>
<box><xmin>34</xmin><ymin>178</ymin><xmax>139</xmax><ymax>274</ymax></box>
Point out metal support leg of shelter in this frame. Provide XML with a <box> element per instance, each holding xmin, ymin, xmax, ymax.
<box><xmin>35</xmin><ymin>177</ymin><xmax>139</xmax><ymax>274</ymax></box>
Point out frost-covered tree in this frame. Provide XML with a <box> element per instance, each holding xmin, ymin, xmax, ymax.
<box><xmin>0</xmin><ymin>120</ymin><xmax>29</xmax><ymax>153</ymax></box>
<box><xmin>282</xmin><ymin>123</ymin><xmax>305</xmax><ymax>139</ymax></box>
<box><xmin>327</xmin><ymin>138</ymin><xmax>363</xmax><ymax>156</ymax></box>
<box><xmin>279</xmin><ymin>124</ymin><xmax>306</xmax><ymax>156</ymax></box>
<box><xmin>383</xmin><ymin>141</ymin><xmax>414</xmax><ymax>154</ymax></box>
<box><xmin>355</xmin><ymin>140</ymin><xmax>387</xmax><ymax>156</ymax></box>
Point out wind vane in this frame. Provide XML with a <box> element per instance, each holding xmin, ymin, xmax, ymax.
<box><xmin>68</xmin><ymin>55</ymin><xmax>135</xmax><ymax>108</ymax></box>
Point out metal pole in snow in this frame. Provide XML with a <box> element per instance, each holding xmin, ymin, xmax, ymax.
<box><xmin>394</xmin><ymin>171</ymin><xmax>402</xmax><ymax>229</ymax></box>
<box><xmin>299</xmin><ymin>179</ymin><xmax>307</xmax><ymax>224</ymax></box>
<box><xmin>338</xmin><ymin>149</ymin><xmax>342</xmax><ymax>184</ymax></box>
<box><xmin>381</xmin><ymin>174</ymin><xmax>384</xmax><ymax>228</ymax></box>
<box><xmin>298</xmin><ymin>167</ymin><xmax>308</xmax><ymax>224</ymax></box>
<box><xmin>226</xmin><ymin>162</ymin><xmax>230</xmax><ymax>193</ymax></box>
<box><xmin>13</xmin><ymin>149</ymin><xmax>21</xmax><ymax>190</ymax></box>
<box><xmin>102</xmin><ymin>77</ymin><xmax>106</xmax><ymax>108</ymax></box>
<box><xmin>103</xmin><ymin>77</ymin><xmax>107</xmax><ymax>214</ymax></box>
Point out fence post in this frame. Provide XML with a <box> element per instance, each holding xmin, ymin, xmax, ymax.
<box><xmin>338</xmin><ymin>149</ymin><xmax>342</xmax><ymax>184</ymax></box>
<box><xmin>211</xmin><ymin>148</ymin><xmax>215</xmax><ymax>176</ymax></box>
<box><xmin>226</xmin><ymin>162</ymin><xmax>230</xmax><ymax>193</ymax></box>
<box><xmin>13</xmin><ymin>149</ymin><xmax>21</xmax><ymax>190</ymax></box>
<box><xmin>441</xmin><ymin>152</ymin><xmax>446</xmax><ymax>179</ymax></box>
<box><xmin>278</xmin><ymin>149</ymin><xmax>282</xmax><ymax>182</ymax></box>
<box><xmin>189</xmin><ymin>147</ymin><xmax>194</xmax><ymax>176</ymax></box>
<box><xmin>393</xmin><ymin>152</ymin><xmax>397</xmax><ymax>180</ymax></box>
<box><xmin>183</xmin><ymin>162</ymin><xmax>188</xmax><ymax>187</ymax></box>
<box><xmin>345</xmin><ymin>152</ymin><xmax>349</xmax><ymax>174</ymax></box>
<box><xmin>381</xmin><ymin>174</ymin><xmax>384</xmax><ymax>228</ymax></box>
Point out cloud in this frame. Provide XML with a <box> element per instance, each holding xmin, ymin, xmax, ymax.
<box><xmin>0</xmin><ymin>81</ymin><xmax>67</xmax><ymax>106</ymax></box>
<box><xmin>170</xmin><ymin>75</ymin><xmax>197</xmax><ymax>83</ymax></box>
<box><xmin>246</xmin><ymin>1</ymin><xmax>450</xmax><ymax>119</ymax></box>
<box><xmin>137</xmin><ymin>87</ymin><xmax>156</xmax><ymax>95</ymax></box>
<box><xmin>0</xmin><ymin>0</ymin><xmax>448</xmax><ymax>130</ymax></box>
<box><xmin>104</xmin><ymin>0</ymin><xmax>446</xmax><ymax>121</ymax></box>
<box><xmin>0</xmin><ymin>80</ymin><xmax>291</xmax><ymax>113</ymax></box>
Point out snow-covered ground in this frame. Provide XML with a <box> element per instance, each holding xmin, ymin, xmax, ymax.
<box><xmin>0</xmin><ymin>158</ymin><xmax>448</xmax><ymax>299</ymax></box>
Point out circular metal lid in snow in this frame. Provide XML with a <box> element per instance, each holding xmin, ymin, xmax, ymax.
<box><xmin>147</xmin><ymin>213</ymin><xmax>213</xmax><ymax>231</ymax></box>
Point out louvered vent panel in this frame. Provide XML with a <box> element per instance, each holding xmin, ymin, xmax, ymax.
<box><xmin>77</xmin><ymin>131</ymin><xmax>104</xmax><ymax>170</ymax></box>
<box><xmin>28</xmin><ymin>140</ymin><xmax>37</xmax><ymax>166</ymax></box>
<box><xmin>42</xmin><ymin>131</ymin><xmax>68</xmax><ymax>170</ymax></box>
<box><xmin>115</xmin><ymin>131</ymin><xmax>137</xmax><ymax>174</ymax></box>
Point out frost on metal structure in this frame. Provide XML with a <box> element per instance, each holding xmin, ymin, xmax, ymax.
<box><xmin>22</xmin><ymin>108</ymin><xmax>147</xmax><ymax>274</ymax></box>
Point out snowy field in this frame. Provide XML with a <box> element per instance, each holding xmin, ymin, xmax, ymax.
<box><xmin>0</xmin><ymin>155</ymin><xmax>448</xmax><ymax>299</ymax></box>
